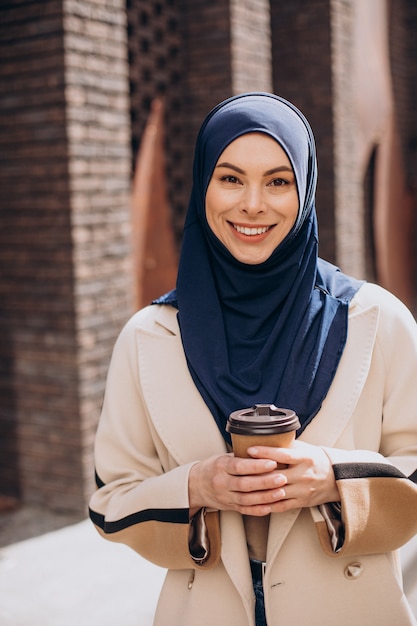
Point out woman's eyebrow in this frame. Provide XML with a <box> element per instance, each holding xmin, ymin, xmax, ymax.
<box><xmin>215</xmin><ymin>162</ymin><xmax>293</xmax><ymax>176</ymax></box>
<box><xmin>264</xmin><ymin>166</ymin><xmax>293</xmax><ymax>175</ymax></box>
<box><xmin>215</xmin><ymin>162</ymin><xmax>245</xmax><ymax>174</ymax></box>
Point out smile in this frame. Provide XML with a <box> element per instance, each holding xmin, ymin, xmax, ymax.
<box><xmin>232</xmin><ymin>224</ymin><xmax>273</xmax><ymax>236</ymax></box>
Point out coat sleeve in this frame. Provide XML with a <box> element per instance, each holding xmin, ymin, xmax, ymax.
<box><xmin>88</xmin><ymin>312</ymin><xmax>221</xmax><ymax>571</ymax></box>
<box><xmin>314</xmin><ymin>287</ymin><xmax>417</xmax><ymax>557</ymax></box>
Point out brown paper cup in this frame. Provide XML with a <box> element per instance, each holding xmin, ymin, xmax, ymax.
<box><xmin>226</xmin><ymin>404</ymin><xmax>300</xmax><ymax>467</ymax></box>
<box><xmin>230</xmin><ymin>429</ymin><xmax>296</xmax><ymax>459</ymax></box>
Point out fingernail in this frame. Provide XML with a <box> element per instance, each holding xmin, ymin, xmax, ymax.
<box><xmin>265</xmin><ymin>460</ymin><xmax>277</xmax><ymax>470</ymax></box>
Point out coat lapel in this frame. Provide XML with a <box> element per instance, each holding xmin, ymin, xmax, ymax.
<box><xmin>300</xmin><ymin>302</ymin><xmax>380</xmax><ymax>447</ymax></box>
<box><xmin>267</xmin><ymin>302</ymin><xmax>380</xmax><ymax>560</ymax></box>
<box><xmin>136</xmin><ymin>305</ymin><xmax>227</xmax><ymax>466</ymax></box>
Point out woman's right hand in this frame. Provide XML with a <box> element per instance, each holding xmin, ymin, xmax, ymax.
<box><xmin>188</xmin><ymin>453</ymin><xmax>285</xmax><ymax>517</ymax></box>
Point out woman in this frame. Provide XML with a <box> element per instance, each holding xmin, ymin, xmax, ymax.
<box><xmin>89</xmin><ymin>93</ymin><xmax>417</xmax><ymax>625</ymax></box>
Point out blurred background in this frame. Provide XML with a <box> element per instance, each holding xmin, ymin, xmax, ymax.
<box><xmin>0</xmin><ymin>0</ymin><xmax>416</xmax><ymax>534</ymax></box>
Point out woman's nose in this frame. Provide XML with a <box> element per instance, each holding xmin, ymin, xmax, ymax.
<box><xmin>240</xmin><ymin>186</ymin><xmax>265</xmax><ymax>215</ymax></box>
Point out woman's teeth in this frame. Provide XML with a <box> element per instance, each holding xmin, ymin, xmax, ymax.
<box><xmin>233</xmin><ymin>224</ymin><xmax>270</xmax><ymax>236</ymax></box>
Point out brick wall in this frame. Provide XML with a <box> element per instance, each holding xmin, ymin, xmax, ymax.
<box><xmin>230</xmin><ymin>0</ymin><xmax>272</xmax><ymax>94</ymax></box>
<box><xmin>0</xmin><ymin>0</ymin><xmax>81</xmax><ymax>509</ymax></box>
<box><xmin>127</xmin><ymin>0</ymin><xmax>186</xmax><ymax>241</ymax></box>
<box><xmin>270</xmin><ymin>0</ymin><xmax>336</xmax><ymax>264</ymax></box>
<box><xmin>0</xmin><ymin>0</ymin><xmax>132</xmax><ymax>513</ymax></box>
<box><xmin>330</xmin><ymin>0</ymin><xmax>365</xmax><ymax>279</ymax></box>
<box><xmin>64</xmin><ymin>0</ymin><xmax>133</xmax><ymax>507</ymax></box>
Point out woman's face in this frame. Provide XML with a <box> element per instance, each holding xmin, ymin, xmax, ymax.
<box><xmin>205</xmin><ymin>133</ymin><xmax>299</xmax><ymax>265</ymax></box>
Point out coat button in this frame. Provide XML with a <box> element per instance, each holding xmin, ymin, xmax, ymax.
<box><xmin>344</xmin><ymin>562</ymin><xmax>363</xmax><ymax>579</ymax></box>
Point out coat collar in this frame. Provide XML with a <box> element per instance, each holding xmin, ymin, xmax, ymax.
<box><xmin>153</xmin><ymin>302</ymin><xmax>179</xmax><ymax>335</ymax></box>
<box><xmin>144</xmin><ymin>299</ymin><xmax>380</xmax><ymax>455</ymax></box>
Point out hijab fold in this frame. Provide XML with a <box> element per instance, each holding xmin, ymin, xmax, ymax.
<box><xmin>154</xmin><ymin>93</ymin><xmax>363</xmax><ymax>442</ymax></box>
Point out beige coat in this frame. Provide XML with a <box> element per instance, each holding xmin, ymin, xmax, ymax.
<box><xmin>90</xmin><ymin>283</ymin><xmax>417</xmax><ymax>625</ymax></box>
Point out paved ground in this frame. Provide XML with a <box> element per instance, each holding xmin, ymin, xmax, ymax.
<box><xmin>0</xmin><ymin>507</ymin><xmax>417</xmax><ymax>625</ymax></box>
<box><xmin>0</xmin><ymin>514</ymin><xmax>166</xmax><ymax>626</ymax></box>
<box><xmin>0</xmin><ymin>503</ymin><xmax>82</xmax><ymax>549</ymax></box>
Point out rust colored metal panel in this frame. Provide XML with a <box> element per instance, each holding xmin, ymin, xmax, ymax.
<box><xmin>131</xmin><ymin>98</ymin><xmax>178</xmax><ymax>309</ymax></box>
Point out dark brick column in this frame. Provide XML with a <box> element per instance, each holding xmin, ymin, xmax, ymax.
<box><xmin>0</xmin><ymin>1</ymin><xmax>80</xmax><ymax>510</ymax></box>
<box><xmin>0</xmin><ymin>0</ymin><xmax>132</xmax><ymax>513</ymax></box>
<box><xmin>270</xmin><ymin>0</ymin><xmax>336</xmax><ymax>264</ymax></box>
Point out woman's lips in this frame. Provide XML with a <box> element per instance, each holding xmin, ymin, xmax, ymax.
<box><xmin>230</xmin><ymin>222</ymin><xmax>275</xmax><ymax>236</ymax></box>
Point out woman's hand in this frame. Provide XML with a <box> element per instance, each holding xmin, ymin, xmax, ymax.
<box><xmin>189</xmin><ymin>454</ymin><xmax>282</xmax><ymax>517</ymax></box>
<box><xmin>247</xmin><ymin>441</ymin><xmax>340</xmax><ymax>513</ymax></box>
<box><xmin>188</xmin><ymin>441</ymin><xmax>340</xmax><ymax>517</ymax></box>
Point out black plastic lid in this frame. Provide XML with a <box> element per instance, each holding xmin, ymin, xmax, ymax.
<box><xmin>226</xmin><ymin>404</ymin><xmax>300</xmax><ymax>436</ymax></box>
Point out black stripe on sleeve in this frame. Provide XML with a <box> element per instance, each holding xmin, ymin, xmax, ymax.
<box><xmin>89</xmin><ymin>506</ymin><xmax>190</xmax><ymax>533</ymax></box>
<box><xmin>333</xmin><ymin>462</ymin><xmax>408</xmax><ymax>481</ymax></box>
<box><xmin>409</xmin><ymin>469</ymin><xmax>417</xmax><ymax>484</ymax></box>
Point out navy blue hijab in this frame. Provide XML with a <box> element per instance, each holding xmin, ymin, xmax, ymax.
<box><xmin>155</xmin><ymin>93</ymin><xmax>362</xmax><ymax>442</ymax></box>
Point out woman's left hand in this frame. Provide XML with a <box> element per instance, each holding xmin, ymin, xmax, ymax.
<box><xmin>247</xmin><ymin>441</ymin><xmax>340</xmax><ymax>512</ymax></box>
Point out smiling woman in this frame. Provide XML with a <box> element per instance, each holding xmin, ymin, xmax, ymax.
<box><xmin>89</xmin><ymin>93</ymin><xmax>417</xmax><ymax>626</ymax></box>
<box><xmin>205</xmin><ymin>133</ymin><xmax>299</xmax><ymax>265</ymax></box>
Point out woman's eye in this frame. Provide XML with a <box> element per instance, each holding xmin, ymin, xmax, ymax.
<box><xmin>269</xmin><ymin>178</ymin><xmax>287</xmax><ymax>187</ymax></box>
<box><xmin>220</xmin><ymin>175</ymin><xmax>240</xmax><ymax>184</ymax></box>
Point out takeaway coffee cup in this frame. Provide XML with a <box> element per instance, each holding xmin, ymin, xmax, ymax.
<box><xmin>226</xmin><ymin>404</ymin><xmax>300</xmax><ymax>464</ymax></box>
